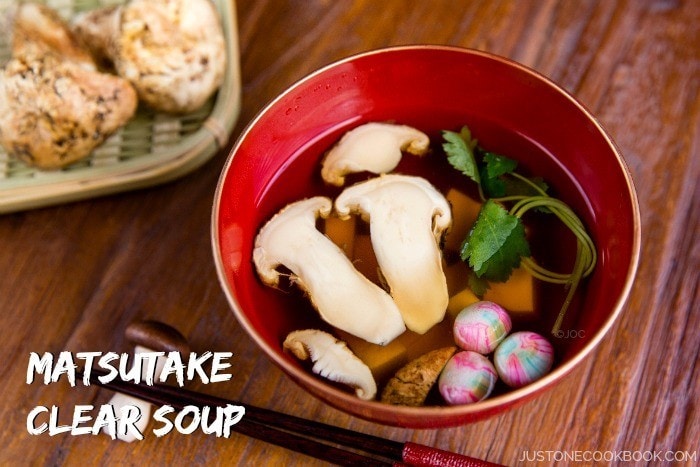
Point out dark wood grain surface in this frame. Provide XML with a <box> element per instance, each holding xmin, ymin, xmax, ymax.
<box><xmin>2</xmin><ymin>1</ymin><xmax>698</xmax><ymax>465</ymax></box>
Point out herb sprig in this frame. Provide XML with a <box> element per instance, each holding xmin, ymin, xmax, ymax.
<box><xmin>442</xmin><ymin>126</ymin><xmax>597</xmax><ymax>334</ymax></box>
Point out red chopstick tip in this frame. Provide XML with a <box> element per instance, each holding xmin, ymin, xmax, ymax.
<box><xmin>402</xmin><ymin>442</ymin><xmax>504</xmax><ymax>467</ymax></box>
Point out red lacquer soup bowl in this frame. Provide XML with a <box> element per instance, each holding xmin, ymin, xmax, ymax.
<box><xmin>211</xmin><ymin>46</ymin><xmax>641</xmax><ymax>428</ymax></box>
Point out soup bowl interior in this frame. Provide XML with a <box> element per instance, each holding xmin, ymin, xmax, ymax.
<box><xmin>212</xmin><ymin>46</ymin><xmax>640</xmax><ymax>428</ymax></box>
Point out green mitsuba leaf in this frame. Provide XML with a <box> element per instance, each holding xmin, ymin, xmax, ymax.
<box><xmin>442</xmin><ymin>127</ymin><xmax>480</xmax><ymax>185</ymax></box>
<box><xmin>503</xmin><ymin>176</ymin><xmax>548</xmax><ymax>197</ymax></box>
<box><xmin>479</xmin><ymin>152</ymin><xmax>517</xmax><ymax>198</ymax></box>
<box><xmin>483</xmin><ymin>152</ymin><xmax>517</xmax><ymax>179</ymax></box>
<box><xmin>467</xmin><ymin>270</ymin><xmax>490</xmax><ymax>298</ymax></box>
<box><xmin>460</xmin><ymin>199</ymin><xmax>530</xmax><ymax>282</ymax></box>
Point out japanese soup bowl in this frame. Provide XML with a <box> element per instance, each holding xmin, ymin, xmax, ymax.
<box><xmin>211</xmin><ymin>45</ymin><xmax>641</xmax><ymax>428</ymax></box>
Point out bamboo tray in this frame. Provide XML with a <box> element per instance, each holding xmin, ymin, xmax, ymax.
<box><xmin>0</xmin><ymin>0</ymin><xmax>241</xmax><ymax>213</ymax></box>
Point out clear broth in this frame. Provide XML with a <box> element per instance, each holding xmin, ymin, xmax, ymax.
<box><xmin>255</xmin><ymin>119</ymin><xmax>594</xmax><ymax>401</ymax></box>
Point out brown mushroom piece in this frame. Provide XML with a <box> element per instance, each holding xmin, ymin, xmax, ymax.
<box><xmin>11</xmin><ymin>2</ymin><xmax>95</xmax><ymax>68</ymax></box>
<box><xmin>381</xmin><ymin>346</ymin><xmax>457</xmax><ymax>406</ymax></box>
<box><xmin>72</xmin><ymin>0</ymin><xmax>227</xmax><ymax>114</ymax></box>
<box><xmin>67</xmin><ymin>5</ymin><xmax>121</xmax><ymax>68</ymax></box>
<box><xmin>0</xmin><ymin>3</ymin><xmax>137</xmax><ymax>169</ymax></box>
<box><xmin>103</xmin><ymin>320</ymin><xmax>189</xmax><ymax>442</ymax></box>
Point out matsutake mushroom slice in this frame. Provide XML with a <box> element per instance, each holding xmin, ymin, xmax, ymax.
<box><xmin>284</xmin><ymin>329</ymin><xmax>377</xmax><ymax>400</ymax></box>
<box><xmin>335</xmin><ymin>174</ymin><xmax>452</xmax><ymax>334</ymax></box>
<box><xmin>253</xmin><ymin>197</ymin><xmax>406</xmax><ymax>346</ymax></box>
<box><xmin>320</xmin><ymin>122</ymin><xmax>430</xmax><ymax>187</ymax></box>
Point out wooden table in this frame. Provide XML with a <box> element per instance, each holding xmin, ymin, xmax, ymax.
<box><xmin>2</xmin><ymin>1</ymin><xmax>698</xmax><ymax>465</ymax></box>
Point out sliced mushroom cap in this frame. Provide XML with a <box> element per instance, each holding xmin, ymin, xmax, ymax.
<box><xmin>335</xmin><ymin>174</ymin><xmax>452</xmax><ymax>334</ymax></box>
<box><xmin>284</xmin><ymin>329</ymin><xmax>377</xmax><ymax>400</ymax></box>
<box><xmin>321</xmin><ymin>122</ymin><xmax>430</xmax><ymax>186</ymax></box>
<box><xmin>253</xmin><ymin>197</ymin><xmax>406</xmax><ymax>346</ymax></box>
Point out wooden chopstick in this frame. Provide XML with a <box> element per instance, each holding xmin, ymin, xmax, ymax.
<box><xmin>82</xmin><ymin>368</ymin><xmax>395</xmax><ymax>465</ymax></box>
<box><xmin>80</xmin><ymin>368</ymin><xmax>502</xmax><ymax>467</ymax></box>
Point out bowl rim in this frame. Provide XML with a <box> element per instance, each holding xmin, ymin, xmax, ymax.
<box><xmin>211</xmin><ymin>44</ymin><xmax>642</xmax><ymax>425</ymax></box>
